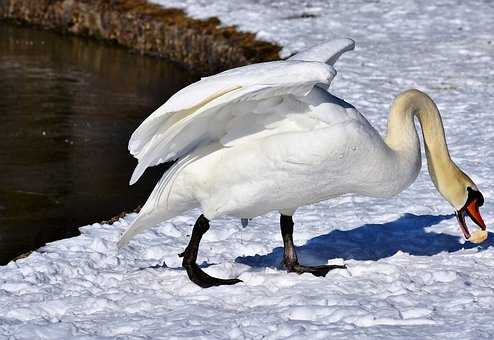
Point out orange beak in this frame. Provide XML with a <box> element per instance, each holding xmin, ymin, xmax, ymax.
<box><xmin>465</xmin><ymin>196</ymin><xmax>487</xmax><ymax>231</ymax></box>
<box><xmin>456</xmin><ymin>188</ymin><xmax>486</xmax><ymax>240</ymax></box>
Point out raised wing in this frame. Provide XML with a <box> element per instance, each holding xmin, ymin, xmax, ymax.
<box><xmin>129</xmin><ymin>60</ymin><xmax>338</xmax><ymax>185</ymax></box>
<box><xmin>288</xmin><ymin>38</ymin><xmax>355</xmax><ymax>65</ymax></box>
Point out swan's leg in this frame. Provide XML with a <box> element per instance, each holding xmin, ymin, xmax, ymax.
<box><xmin>179</xmin><ymin>214</ymin><xmax>242</xmax><ymax>288</ymax></box>
<box><xmin>280</xmin><ymin>214</ymin><xmax>346</xmax><ymax>277</ymax></box>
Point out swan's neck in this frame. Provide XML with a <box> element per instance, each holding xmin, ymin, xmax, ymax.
<box><xmin>384</xmin><ymin>89</ymin><xmax>464</xmax><ymax>206</ymax></box>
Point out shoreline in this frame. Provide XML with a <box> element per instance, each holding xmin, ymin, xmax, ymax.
<box><xmin>0</xmin><ymin>0</ymin><xmax>281</xmax><ymax>75</ymax></box>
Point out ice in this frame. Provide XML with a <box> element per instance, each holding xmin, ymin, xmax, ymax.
<box><xmin>1</xmin><ymin>0</ymin><xmax>494</xmax><ymax>338</ymax></box>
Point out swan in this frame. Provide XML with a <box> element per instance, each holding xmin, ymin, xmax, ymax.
<box><xmin>118</xmin><ymin>39</ymin><xmax>487</xmax><ymax>288</ymax></box>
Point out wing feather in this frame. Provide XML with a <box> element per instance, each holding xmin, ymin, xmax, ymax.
<box><xmin>129</xmin><ymin>60</ymin><xmax>337</xmax><ymax>184</ymax></box>
<box><xmin>288</xmin><ymin>38</ymin><xmax>355</xmax><ymax>65</ymax></box>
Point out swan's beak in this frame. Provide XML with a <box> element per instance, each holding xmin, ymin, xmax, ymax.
<box><xmin>455</xmin><ymin>188</ymin><xmax>486</xmax><ymax>240</ymax></box>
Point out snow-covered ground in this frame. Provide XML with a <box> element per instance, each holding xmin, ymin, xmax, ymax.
<box><xmin>2</xmin><ymin>0</ymin><xmax>494</xmax><ymax>338</ymax></box>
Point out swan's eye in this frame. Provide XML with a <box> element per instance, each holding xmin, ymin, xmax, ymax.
<box><xmin>467</xmin><ymin>187</ymin><xmax>484</xmax><ymax>207</ymax></box>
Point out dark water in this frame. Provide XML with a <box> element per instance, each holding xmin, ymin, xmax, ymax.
<box><xmin>0</xmin><ymin>22</ymin><xmax>196</xmax><ymax>264</ymax></box>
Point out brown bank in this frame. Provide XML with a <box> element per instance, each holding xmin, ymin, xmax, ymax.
<box><xmin>0</xmin><ymin>0</ymin><xmax>281</xmax><ymax>74</ymax></box>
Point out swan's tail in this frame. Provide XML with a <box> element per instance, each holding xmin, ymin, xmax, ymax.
<box><xmin>117</xmin><ymin>211</ymin><xmax>177</xmax><ymax>248</ymax></box>
<box><xmin>117</xmin><ymin>155</ymin><xmax>197</xmax><ymax>248</ymax></box>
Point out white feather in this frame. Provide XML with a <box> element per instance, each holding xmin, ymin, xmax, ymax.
<box><xmin>118</xmin><ymin>39</ymin><xmax>373</xmax><ymax>247</ymax></box>
<box><xmin>129</xmin><ymin>61</ymin><xmax>336</xmax><ymax>184</ymax></box>
<box><xmin>288</xmin><ymin>38</ymin><xmax>355</xmax><ymax>65</ymax></box>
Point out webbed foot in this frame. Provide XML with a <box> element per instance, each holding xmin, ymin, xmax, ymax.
<box><xmin>180</xmin><ymin>215</ymin><xmax>242</xmax><ymax>288</ymax></box>
<box><xmin>286</xmin><ymin>263</ymin><xmax>347</xmax><ymax>277</ymax></box>
<box><xmin>182</xmin><ymin>262</ymin><xmax>242</xmax><ymax>288</ymax></box>
<box><xmin>280</xmin><ymin>214</ymin><xmax>346</xmax><ymax>278</ymax></box>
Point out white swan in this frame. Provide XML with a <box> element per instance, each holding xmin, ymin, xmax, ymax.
<box><xmin>118</xmin><ymin>39</ymin><xmax>487</xmax><ymax>288</ymax></box>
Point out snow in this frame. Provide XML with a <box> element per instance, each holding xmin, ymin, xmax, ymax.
<box><xmin>2</xmin><ymin>0</ymin><xmax>494</xmax><ymax>338</ymax></box>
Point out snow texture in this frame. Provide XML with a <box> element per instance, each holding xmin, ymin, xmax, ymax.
<box><xmin>2</xmin><ymin>0</ymin><xmax>494</xmax><ymax>338</ymax></box>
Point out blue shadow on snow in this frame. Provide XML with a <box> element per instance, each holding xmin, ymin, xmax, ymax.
<box><xmin>235</xmin><ymin>213</ymin><xmax>494</xmax><ymax>268</ymax></box>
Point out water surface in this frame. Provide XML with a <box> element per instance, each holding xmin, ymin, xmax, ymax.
<box><xmin>0</xmin><ymin>22</ymin><xmax>196</xmax><ymax>264</ymax></box>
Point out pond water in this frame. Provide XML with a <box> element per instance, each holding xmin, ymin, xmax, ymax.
<box><xmin>0</xmin><ymin>22</ymin><xmax>196</xmax><ymax>264</ymax></box>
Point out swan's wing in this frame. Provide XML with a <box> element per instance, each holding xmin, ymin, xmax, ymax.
<box><xmin>129</xmin><ymin>60</ymin><xmax>336</xmax><ymax>184</ymax></box>
<box><xmin>288</xmin><ymin>39</ymin><xmax>355</xmax><ymax>65</ymax></box>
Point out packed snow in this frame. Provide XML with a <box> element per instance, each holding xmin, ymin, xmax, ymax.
<box><xmin>2</xmin><ymin>0</ymin><xmax>494</xmax><ymax>338</ymax></box>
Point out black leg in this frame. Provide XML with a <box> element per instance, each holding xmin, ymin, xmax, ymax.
<box><xmin>179</xmin><ymin>214</ymin><xmax>242</xmax><ymax>288</ymax></box>
<box><xmin>280</xmin><ymin>214</ymin><xmax>346</xmax><ymax>277</ymax></box>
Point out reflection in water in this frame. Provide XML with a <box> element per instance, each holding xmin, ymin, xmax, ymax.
<box><xmin>0</xmin><ymin>22</ymin><xmax>196</xmax><ymax>264</ymax></box>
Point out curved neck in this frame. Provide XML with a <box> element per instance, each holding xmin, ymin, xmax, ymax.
<box><xmin>385</xmin><ymin>89</ymin><xmax>451</xmax><ymax>162</ymax></box>
<box><xmin>384</xmin><ymin>89</ymin><xmax>465</xmax><ymax>207</ymax></box>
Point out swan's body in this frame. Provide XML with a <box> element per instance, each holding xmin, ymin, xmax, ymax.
<box><xmin>143</xmin><ymin>88</ymin><xmax>417</xmax><ymax>221</ymax></box>
<box><xmin>118</xmin><ymin>39</ymin><xmax>487</xmax><ymax>287</ymax></box>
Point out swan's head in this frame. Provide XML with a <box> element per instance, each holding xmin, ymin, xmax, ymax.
<box><xmin>454</xmin><ymin>185</ymin><xmax>486</xmax><ymax>242</ymax></box>
<box><xmin>390</xmin><ymin>88</ymin><xmax>487</xmax><ymax>241</ymax></box>
<box><xmin>439</xmin><ymin>169</ymin><xmax>486</xmax><ymax>241</ymax></box>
